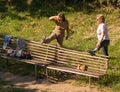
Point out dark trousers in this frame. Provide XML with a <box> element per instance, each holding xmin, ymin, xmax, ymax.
<box><xmin>97</xmin><ymin>40</ymin><xmax>110</xmax><ymax>56</ymax></box>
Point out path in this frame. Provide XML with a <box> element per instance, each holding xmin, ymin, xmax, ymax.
<box><xmin>0</xmin><ymin>72</ymin><xmax>111</xmax><ymax>92</ymax></box>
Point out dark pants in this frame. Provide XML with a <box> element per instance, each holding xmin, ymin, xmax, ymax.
<box><xmin>97</xmin><ymin>40</ymin><xmax>110</xmax><ymax>56</ymax></box>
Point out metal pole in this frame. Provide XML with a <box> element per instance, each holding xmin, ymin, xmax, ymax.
<box><xmin>35</xmin><ymin>64</ymin><xmax>37</xmax><ymax>79</ymax></box>
<box><xmin>89</xmin><ymin>76</ymin><xmax>91</xmax><ymax>87</ymax></box>
<box><xmin>46</xmin><ymin>67</ymin><xmax>48</xmax><ymax>81</ymax></box>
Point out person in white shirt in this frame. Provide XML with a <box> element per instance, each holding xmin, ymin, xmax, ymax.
<box><xmin>88</xmin><ymin>14</ymin><xmax>110</xmax><ymax>56</ymax></box>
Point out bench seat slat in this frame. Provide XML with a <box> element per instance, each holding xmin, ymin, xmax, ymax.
<box><xmin>47</xmin><ymin>65</ymin><xmax>105</xmax><ymax>78</ymax></box>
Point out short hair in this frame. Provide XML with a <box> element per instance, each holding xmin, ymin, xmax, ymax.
<box><xmin>57</xmin><ymin>12</ymin><xmax>65</xmax><ymax>21</ymax></box>
<box><xmin>97</xmin><ymin>14</ymin><xmax>105</xmax><ymax>23</ymax></box>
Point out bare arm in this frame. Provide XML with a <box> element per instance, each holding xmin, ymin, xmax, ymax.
<box><xmin>49</xmin><ymin>16</ymin><xmax>58</xmax><ymax>21</ymax></box>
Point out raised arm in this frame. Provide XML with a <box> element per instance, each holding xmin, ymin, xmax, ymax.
<box><xmin>49</xmin><ymin>16</ymin><xmax>58</xmax><ymax>21</ymax></box>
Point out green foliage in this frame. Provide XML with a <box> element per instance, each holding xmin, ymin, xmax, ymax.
<box><xmin>112</xmin><ymin>83</ymin><xmax>120</xmax><ymax>92</ymax></box>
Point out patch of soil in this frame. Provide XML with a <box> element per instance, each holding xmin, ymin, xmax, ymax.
<box><xmin>0</xmin><ymin>72</ymin><xmax>111</xmax><ymax>92</ymax></box>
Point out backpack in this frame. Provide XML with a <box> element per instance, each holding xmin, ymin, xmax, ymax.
<box><xmin>15</xmin><ymin>50</ymin><xmax>32</xmax><ymax>59</ymax></box>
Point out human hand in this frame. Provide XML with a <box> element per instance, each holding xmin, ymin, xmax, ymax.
<box><xmin>65</xmin><ymin>35</ymin><xmax>69</xmax><ymax>40</ymax></box>
<box><xmin>96</xmin><ymin>41</ymin><xmax>101</xmax><ymax>47</ymax></box>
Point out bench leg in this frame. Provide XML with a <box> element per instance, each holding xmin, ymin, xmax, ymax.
<box><xmin>88</xmin><ymin>76</ymin><xmax>91</xmax><ymax>87</ymax></box>
<box><xmin>6</xmin><ymin>58</ymin><xmax>9</xmax><ymax>69</ymax></box>
<box><xmin>35</xmin><ymin>64</ymin><xmax>37</xmax><ymax>79</ymax></box>
<box><xmin>45</xmin><ymin>67</ymin><xmax>48</xmax><ymax>81</ymax></box>
<box><xmin>98</xmin><ymin>77</ymin><xmax>101</xmax><ymax>92</ymax></box>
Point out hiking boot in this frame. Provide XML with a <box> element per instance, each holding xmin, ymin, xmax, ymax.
<box><xmin>87</xmin><ymin>50</ymin><xmax>95</xmax><ymax>56</ymax></box>
<box><xmin>40</xmin><ymin>36</ymin><xmax>46</xmax><ymax>44</ymax></box>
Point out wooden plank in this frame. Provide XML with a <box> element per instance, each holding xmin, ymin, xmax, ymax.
<box><xmin>57</xmin><ymin>53</ymin><xmax>105</xmax><ymax>65</ymax></box>
<box><xmin>28</xmin><ymin>42</ymin><xmax>108</xmax><ymax>61</ymax></box>
<box><xmin>57</xmin><ymin>48</ymin><xmax>108</xmax><ymax>61</ymax></box>
<box><xmin>57</xmin><ymin>46</ymin><xmax>109</xmax><ymax>59</ymax></box>
<box><xmin>47</xmin><ymin>65</ymin><xmax>101</xmax><ymax>78</ymax></box>
<box><xmin>28</xmin><ymin>47</ymin><xmax>57</xmax><ymax>56</ymax></box>
<box><xmin>58</xmin><ymin>51</ymin><xmax>106</xmax><ymax>63</ymax></box>
<box><xmin>27</xmin><ymin>43</ymin><xmax>107</xmax><ymax>68</ymax></box>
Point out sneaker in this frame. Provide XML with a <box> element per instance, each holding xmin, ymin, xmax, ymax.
<box><xmin>87</xmin><ymin>50</ymin><xmax>95</xmax><ymax>56</ymax></box>
<box><xmin>40</xmin><ymin>36</ymin><xmax>46</xmax><ymax>44</ymax></box>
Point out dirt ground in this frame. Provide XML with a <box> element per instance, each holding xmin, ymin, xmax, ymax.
<box><xmin>0</xmin><ymin>71</ymin><xmax>111</xmax><ymax>92</ymax></box>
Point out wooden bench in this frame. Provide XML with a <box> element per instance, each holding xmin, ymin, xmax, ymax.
<box><xmin>0</xmin><ymin>39</ymin><xmax>109</xmax><ymax>85</ymax></box>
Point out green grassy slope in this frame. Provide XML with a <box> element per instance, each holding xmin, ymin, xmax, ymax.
<box><xmin>0</xmin><ymin>3</ymin><xmax>120</xmax><ymax>91</ymax></box>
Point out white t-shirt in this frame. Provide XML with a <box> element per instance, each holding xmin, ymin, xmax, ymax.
<box><xmin>97</xmin><ymin>23</ymin><xmax>109</xmax><ymax>41</ymax></box>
